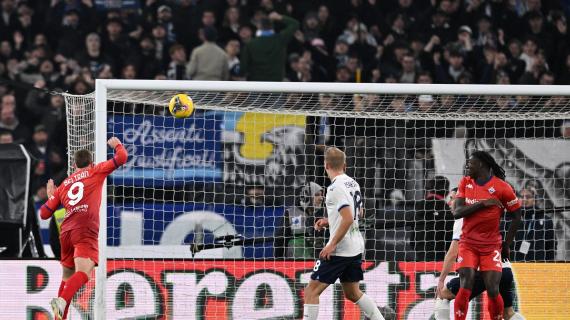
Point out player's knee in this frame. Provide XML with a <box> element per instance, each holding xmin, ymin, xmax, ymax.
<box><xmin>458</xmin><ymin>269</ymin><xmax>476</xmax><ymax>288</ymax></box>
<box><xmin>486</xmin><ymin>286</ymin><xmax>500</xmax><ymax>297</ymax></box>
<box><xmin>344</xmin><ymin>289</ymin><xmax>362</xmax><ymax>303</ymax></box>
<box><xmin>62</xmin><ymin>266</ymin><xmax>74</xmax><ymax>280</ymax></box>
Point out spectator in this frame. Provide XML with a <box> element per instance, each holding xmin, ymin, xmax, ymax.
<box><xmin>238</xmin><ymin>24</ymin><xmax>253</xmax><ymax>44</ymax></box>
<box><xmin>27</xmin><ymin>124</ymin><xmax>50</xmax><ymax>190</ymax></box>
<box><xmin>54</xmin><ymin>9</ymin><xmax>87</xmax><ymax>59</ymax></box>
<box><xmin>225</xmin><ymin>39</ymin><xmax>241</xmax><ymax>80</ymax></box>
<box><xmin>75</xmin><ymin>33</ymin><xmax>114</xmax><ymax>78</ymax></box>
<box><xmin>399</xmin><ymin>53</ymin><xmax>417</xmax><ymax>83</ymax></box>
<box><xmin>474</xmin><ymin>15</ymin><xmax>495</xmax><ymax>48</ymax></box>
<box><xmin>156</xmin><ymin>5</ymin><xmax>176</xmax><ymax>43</ymax></box>
<box><xmin>335</xmin><ymin>64</ymin><xmax>351</xmax><ymax>82</ymax></box>
<box><xmin>0</xmin><ymin>130</ymin><xmax>13</xmax><ymax>143</ymax></box>
<box><xmin>302</xmin><ymin>12</ymin><xmax>320</xmax><ymax>43</ymax></box>
<box><xmin>524</xmin><ymin>11</ymin><xmax>553</xmax><ymax>58</ymax></box>
<box><xmin>456</xmin><ymin>25</ymin><xmax>474</xmax><ymax>54</ymax></box>
<box><xmin>41</xmin><ymin>93</ymin><xmax>65</xmax><ymax>138</ymax></box>
<box><xmin>0</xmin><ymin>0</ymin><xmax>18</xmax><ymax>42</ymax></box>
<box><xmin>220</xmin><ymin>7</ymin><xmax>241</xmax><ymax>43</ymax></box>
<box><xmin>166</xmin><ymin>44</ymin><xmax>187</xmax><ymax>80</ymax></box>
<box><xmin>337</xmin><ymin>17</ymin><xmax>377</xmax><ymax>47</ymax></box>
<box><xmin>435</xmin><ymin>48</ymin><xmax>467</xmax><ymax>83</ymax></box>
<box><xmin>416</xmin><ymin>71</ymin><xmax>433</xmax><ymax>84</ymax></box>
<box><xmin>0</xmin><ymin>95</ymin><xmax>30</xmax><ymax>143</ymax></box>
<box><xmin>121</xmin><ymin>64</ymin><xmax>137</xmax><ymax>80</ymax></box>
<box><xmin>410</xmin><ymin>176</ymin><xmax>454</xmax><ymax>261</ymax></box>
<box><xmin>187</xmin><ymin>26</ymin><xmax>229</xmax><ymax>80</ymax></box>
<box><xmin>503</xmin><ymin>186</ymin><xmax>557</xmax><ymax>261</ymax></box>
<box><xmin>101</xmin><ymin>19</ymin><xmax>132</xmax><ymax>73</ymax></box>
<box><xmin>428</xmin><ymin>10</ymin><xmax>454</xmax><ymax>45</ymax></box>
<box><xmin>202</xmin><ymin>9</ymin><xmax>216</xmax><ymax>28</ymax></box>
<box><xmin>151</xmin><ymin>24</ymin><xmax>173</xmax><ymax>68</ymax></box>
<box><xmin>241</xmin><ymin>12</ymin><xmax>299</xmax><ymax>81</ymax></box>
<box><xmin>134</xmin><ymin>35</ymin><xmax>161</xmax><ymax>79</ymax></box>
<box><xmin>520</xmin><ymin>37</ymin><xmax>539</xmax><ymax>72</ymax></box>
<box><xmin>316</xmin><ymin>5</ymin><xmax>338</xmax><ymax>52</ymax></box>
<box><xmin>539</xmin><ymin>70</ymin><xmax>555</xmax><ymax>85</ymax></box>
<box><xmin>274</xmin><ymin>182</ymin><xmax>325</xmax><ymax>258</ymax></box>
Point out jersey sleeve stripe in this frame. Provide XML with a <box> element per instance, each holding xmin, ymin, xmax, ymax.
<box><xmin>112</xmin><ymin>157</ymin><xmax>119</xmax><ymax>168</ymax></box>
<box><xmin>42</xmin><ymin>204</ymin><xmax>55</xmax><ymax>213</ymax></box>
<box><xmin>337</xmin><ymin>204</ymin><xmax>350</xmax><ymax>212</ymax></box>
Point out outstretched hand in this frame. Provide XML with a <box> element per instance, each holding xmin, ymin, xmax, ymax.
<box><xmin>107</xmin><ymin>137</ymin><xmax>122</xmax><ymax>149</ymax></box>
<box><xmin>435</xmin><ymin>278</ymin><xmax>445</xmax><ymax>298</ymax></box>
<box><xmin>314</xmin><ymin>218</ymin><xmax>329</xmax><ymax>231</ymax></box>
<box><xmin>47</xmin><ymin>179</ymin><xmax>56</xmax><ymax>198</ymax></box>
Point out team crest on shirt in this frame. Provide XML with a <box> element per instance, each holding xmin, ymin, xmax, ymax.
<box><xmin>466</xmin><ymin>184</ymin><xmax>473</xmax><ymax>189</ymax></box>
<box><xmin>488</xmin><ymin>187</ymin><xmax>496</xmax><ymax>194</ymax></box>
<box><xmin>457</xmin><ymin>256</ymin><xmax>463</xmax><ymax>263</ymax></box>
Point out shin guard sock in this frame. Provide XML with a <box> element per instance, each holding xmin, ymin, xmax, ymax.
<box><xmin>453</xmin><ymin>288</ymin><xmax>471</xmax><ymax>320</ymax></box>
<box><xmin>60</xmin><ymin>271</ymin><xmax>88</xmax><ymax>304</ymax></box>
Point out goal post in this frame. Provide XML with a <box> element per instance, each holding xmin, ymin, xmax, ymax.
<box><xmin>62</xmin><ymin>79</ymin><xmax>570</xmax><ymax>320</ymax></box>
<box><xmin>94</xmin><ymin>82</ymin><xmax>107</xmax><ymax>320</ymax></box>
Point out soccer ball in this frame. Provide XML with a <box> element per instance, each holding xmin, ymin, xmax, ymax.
<box><xmin>168</xmin><ymin>93</ymin><xmax>194</xmax><ymax>118</ymax></box>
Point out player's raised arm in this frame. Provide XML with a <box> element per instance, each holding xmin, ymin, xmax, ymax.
<box><xmin>40</xmin><ymin>179</ymin><xmax>60</xmax><ymax>220</ymax></box>
<box><xmin>94</xmin><ymin>137</ymin><xmax>128</xmax><ymax>174</ymax></box>
<box><xmin>108</xmin><ymin>136</ymin><xmax>128</xmax><ymax>165</ymax></box>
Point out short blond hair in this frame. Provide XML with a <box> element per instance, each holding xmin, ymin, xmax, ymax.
<box><xmin>324</xmin><ymin>147</ymin><xmax>346</xmax><ymax>171</ymax></box>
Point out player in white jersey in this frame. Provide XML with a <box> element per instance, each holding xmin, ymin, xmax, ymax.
<box><xmin>303</xmin><ymin>147</ymin><xmax>384</xmax><ymax>320</ymax></box>
<box><xmin>434</xmin><ymin>189</ymin><xmax>525</xmax><ymax>320</ymax></box>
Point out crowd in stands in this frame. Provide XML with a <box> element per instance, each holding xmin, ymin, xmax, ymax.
<box><xmin>0</xmin><ymin>0</ymin><xmax>567</xmax><ymax>260</ymax></box>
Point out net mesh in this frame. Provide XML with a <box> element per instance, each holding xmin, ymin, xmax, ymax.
<box><xmin>62</xmin><ymin>87</ymin><xmax>570</xmax><ymax>320</ymax></box>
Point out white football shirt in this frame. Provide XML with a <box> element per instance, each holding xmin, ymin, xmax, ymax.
<box><xmin>452</xmin><ymin>218</ymin><xmax>511</xmax><ymax>268</ymax></box>
<box><xmin>325</xmin><ymin>173</ymin><xmax>365</xmax><ymax>257</ymax></box>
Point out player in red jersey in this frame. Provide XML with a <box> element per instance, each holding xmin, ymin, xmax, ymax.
<box><xmin>452</xmin><ymin>151</ymin><xmax>521</xmax><ymax>320</ymax></box>
<box><xmin>40</xmin><ymin>137</ymin><xmax>128</xmax><ymax>320</ymax></box>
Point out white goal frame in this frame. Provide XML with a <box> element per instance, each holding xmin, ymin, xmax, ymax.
<box><xmin>93</xmin><ymin>79</ymin><xmax>570</xmax><ymax>319</ymax></box>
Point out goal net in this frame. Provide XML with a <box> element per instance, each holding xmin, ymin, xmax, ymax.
<box><xmin>61</xmin><ymin>81</ymin><xmax>570</xmax><ymax>320</ymax></box>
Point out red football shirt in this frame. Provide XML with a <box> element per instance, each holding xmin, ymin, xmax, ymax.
<box><xmin>456</xmin><ymin>175</ymin><xmax>521</xmax><ymax>247</ymax></box>
<box><xmin>40</xmin><ymin>144</ymin><xmax>128</xmax><ymax>234</ymax></box>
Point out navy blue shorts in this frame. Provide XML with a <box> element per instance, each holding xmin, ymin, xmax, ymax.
<box><xmin>310</xmin><ymin>254</ymin><xmax>363</xmax><ymax>284</ymax></box>
<box><xmin>446</xmin><ymin>267</ymin><xmax>514</xmax><ymax>308</ymax></box>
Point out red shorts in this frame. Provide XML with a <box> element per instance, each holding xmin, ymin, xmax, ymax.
<box><xmin>456</xmin><ymin>242</ymin><xmax>502</xmax><ymax>272</ymax></box>
<box><xmin>60</xmin><ymin>228</ymin><xmax>99</xmax><ymax>269</ymax></box>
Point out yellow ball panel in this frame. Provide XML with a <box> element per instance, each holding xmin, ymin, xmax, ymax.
<box><xmin>168</xmin><ymin>94</ymin><xmax>194</xmax><ymax>118</ymax></box>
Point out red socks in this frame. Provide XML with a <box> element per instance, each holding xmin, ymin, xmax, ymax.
<box><xmin>58</xmin><ymin>280</ymin><xmax>71</xmax><ymax>319</ymax></box>
<box><xmin>60</xmin><ymin>271</ymin><xmax>88</xmax><ymax>304</ymax></box>
<box><xmin>454</xmin><ymin>288</ymin><xmax>471</xmax><ymax>320</ymax></box>
<box><xmin>488</xmin><ymin>294</ymin><xmax>504</xmax><ymax>320</ymax></box>
<box><xmin>58</xmin><ymin>280</ymin><xmax>66</xmax><ymax>296</ymax></box>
